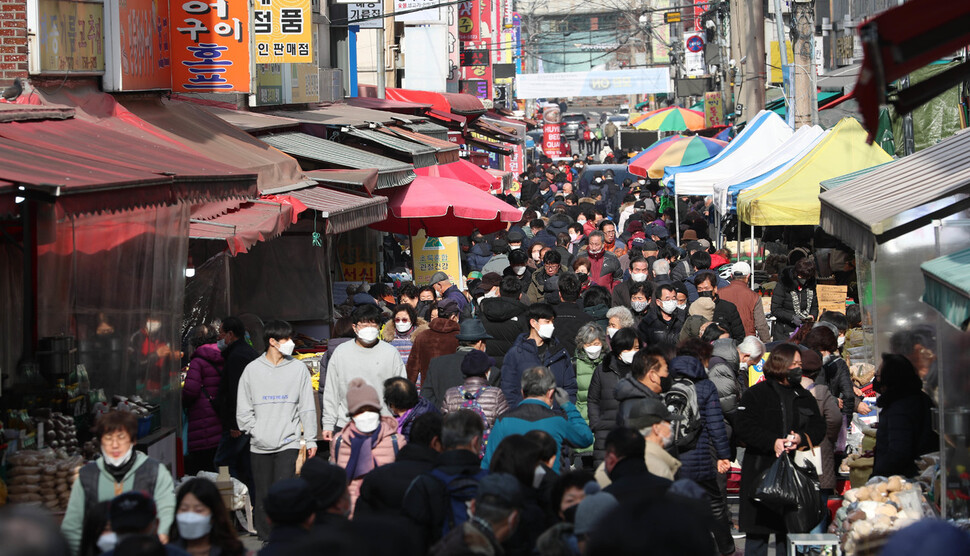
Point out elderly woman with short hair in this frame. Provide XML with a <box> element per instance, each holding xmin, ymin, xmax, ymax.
<box><xmin>572</xmin><ymin>322</ymin><xmax>610</xmax><ymax>463</ymax></box>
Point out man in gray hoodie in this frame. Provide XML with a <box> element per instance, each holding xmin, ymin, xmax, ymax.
<box><xmin>236</xmin><ymin>319</ymin><xmax>318</xmax><ymax>540</ymax></box>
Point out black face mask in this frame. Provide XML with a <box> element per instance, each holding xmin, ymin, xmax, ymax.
<box><xmin>697</xmin><ymin>291</ymin><xmax>715</xmax><ymax>299</ymax></box>
<box><xmin>576</xmin><ymin>272</ymin><xmax>588</xmax><ymax>284</ymax></box>
<box><xmin>659</xmin><ymin>374</ymin><xmax>673</xmax><ymax>393</ymax></box>
<box><xmin>562</xmin><ymin>504</ymin><xmax>579</xmax><ymax>524</ymax></box>
<box><xmin>788</xmin><ymin>366</ymin><xmax>803</xmax><ymax>384</ymax></box>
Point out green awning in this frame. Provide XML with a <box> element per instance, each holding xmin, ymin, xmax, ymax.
<box><xmin>768</xmin><ymin>91</ymin><xmax>842</xmax><ymax>117</ymax></box>
<box><xmin>921</xmin><ymin>247</ymin><xmax>970</xmax><ymax>330</ymax></box>
<box><xmin>261</xmin><ymin>132</ymin><xmax>415</xmax><ymax>190</ymax></box>
<box><xmin>819</xmin><ymin>162</ymin><xmax>893</xmax><ymax>191</ymax></box>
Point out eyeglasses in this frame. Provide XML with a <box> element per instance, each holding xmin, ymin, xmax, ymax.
<box><xmin>544</xmin><ymin>263</ymin><xmax>560</xmax><ymax>269</ymax></box>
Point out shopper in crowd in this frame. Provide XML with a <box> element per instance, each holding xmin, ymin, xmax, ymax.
<box><xmin>771</xmin><ymin>258</ymin><xmax>819</xmax><ymax>341</ymax></box>
<box><xmin>601</xmin><ymin>427</ymin><xmax>671</xmax><ymax>505</ymax></box>
<box><xmin>408</xmin><ymin>298</ymin><xmax>462</xmax><ymax>386</ymax></box>
<box><xmin>381</xmin><ymin>303</ymin><xmax>427</xmax><ymax>365</ymax></box>
<box><xmin>299</xmin><ymin>457</ymin><xmax>352</xmax><ymax>533</ymax></box>
<box><xmin>615</xmin><ymin>348</ymin><xmax>669</xmax><ymax>427</ymax></box>
<box><xmin>429</xmin><ymin>473</ymin><xmax>524</xmax><ymax>556</ymax></box>
<box><xmin>718</xmin><ymin>261</ymin><xmax>771</xmax><ymax>342</ymax></box>
<box><xmin>486</xmin><ymin>435</ymin><xmax>552</xmax><ymax>556</ymax></box>
<box><xmin>182</xmin><ymin>324</ymin><xmax>224</xmax><ymax>476</ymax></box>
<box><xmin>798</xmin><ymin>348</ymin><xmax>842</xmax><ymax>492</ymax></box>
<box><xmin>442</xmin><ymin>350</ymin><xmax>509</xmax><ymax>439</ymax></box>
<box><xmin>628</xmin><ymin>397</ymin><xmax>683</xmax><ymax>481</ymax></box>
<box><xmin>627</xmin><ymin>282</ymin><xmax>653</xmax><ymax>325</ymax></box>
<box><xmin>422</xmin><ymin>319</ymin><xmax>498</xmax><ymax>408</ymax></box>
<box><xmin>803</xmin><ymin>326</ymin><xmax>866</xmax><ymax>421</ymax></box>
<box><xmin>572</xmin><ymin>322</ymin><xmax>609</xmax><ymax>462</ymax></box>
<box><xmin>322</xmin><ymin>304</ymin><xmax>407</xmax><ymax>439</ymax></box>
<box><xmin>259</xmin><ymin>479</ymin><xmax>316</xmax><ymax>556</ymax></box>
<box><xmin>62</xmin><ymin>411</ymin><xmax>177</xmax><ymax>554</ymax></box>
<box><xmin>429</xmin><ymin>271</ymin><xmax>469</xmax><ymax>314</ymax></box>
<box><xmin>478</xmin><ymin>276</ymin><xmax>528</xmax><ymax>367</ymax></box>
<box><xmin>213</xmin><ymin>316</ymin><xmax>259</xmax><ymax>490</ymax></box>
<box><xmin>639</xmin><ymin>282</ymin><xmax>686</xmax><ymax>348</ymax></box>
<box><xmin>582</xmin><ymin>285</ymin><xmax>613</xmax><ymax>328</ymax></box>
<box><xmin>587</xmin><ymin>327</ymin><xmax>637</xmax><ymax>466</ymax></box>
<box><xmin>168</xmin><ymin>478</ymin><xmax>245</xmax><ymax>556</ymax></box>
<box><xmin>693</xmin><ymin>271</ymin><xmax>745</xmax><ymax>343</ymax></box>
<box><xmin>236</xmin><ymin>320</ymin><xmax>318</xmax><ymax>541</ymax></box>
<box><xmin>872</xmin><ymin>353</ymin><xmax>939</xmax><ymax>478</ymax></box>
<box><xmin>384</xmin><ymin>376</ymin><xmax>438</xmax><ymax>441</ymax></box>
<box><xmin>605</xmin><ymin>306</ymin><xmax>634</xmax><ymax>338</ymax></box>
<box><xmin>501</xmin><ymin>303</ymin><xmax>577</xmax><ymax>407</ymax></box>
<box><xmin>611</xmin><ymin>255</ymin><xmax>651</xmax><ymax>308</ymax></box>
<box><xmin>526</xmin><ymin>250</ymin><xmax>566</xmax><ymax>304</ymax></box>
<box><xmin>331</xmin><ymin>378</ymin><xmax>405</xmax><ymax>514</ymax></box>
<box><xmin>707</xmin><ymin>338</ymin><xmax>742</xmax><ymax>442</ymax></box>
<box><xmin>552</xmin><ymin>273</ymin><xmax>593</xmax><ymax>357</ymax></box>
<box><xmin>735</xmin><ymin>343</ymin><xmax>825</xmax><ymax>556</ymax></box>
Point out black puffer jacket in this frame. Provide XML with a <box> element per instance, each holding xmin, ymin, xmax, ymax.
<box><xmin>770</xmin><ymin>267</ymin><xmax>819</xmax><ymax>341</ymax></box>
<box><xmin>614</xmin><ymin>375</ymin><xmax>661</xmax><ymax>429</ymax></box>
<box><xmin>587</xmin><ymin>355</ymin><xmax>631</xmax><ymax>465</ymax></box>
<box><xmin>820</xmin><ymin>354</ymin><xmax>857</xmax><ymax>419</ymax></box>
<box><xmin>638</xmin><ymin>306</ymin><xmax>686</xmax><ymax>348</ymax></box>
<box><xmin>478</xmin><ymin>296</ymin><xmax>528</xmax><ymax>367</ymax></box>
<box><xmin>708</xmin><ymin>338</ymin><xmax>742</xmax><ymax>442</ymax></box>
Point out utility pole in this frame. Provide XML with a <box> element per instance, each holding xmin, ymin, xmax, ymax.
<box><xmin>791</xmin><ymin>0</ymin><xmax>817</xmax><ymax>126</ymax></box>
<box><xmin>376</xmin><ymin>27</ymin><xmax>386</xmax><ymax>98</ymax></box>
<box><xmin>730</xmin><ymin>0</ymin><xmax>765</xmax><ymax>123</ymax></box>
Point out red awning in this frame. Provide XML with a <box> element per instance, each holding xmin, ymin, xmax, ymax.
<box><xmin>856</xmin><ymin>0</ymin><xmax>970</xmax><ymax>138</ymax></box>
<box><xmin>414</xmin><ymin>160</ymin><xmax>501</xmax><ymax>193</ymax></box>
<box><xmin>189</xmin><ymin>198</ymin><xmax>302</xmax><ymax>255</ymax></box>
<box><xmin>385</xmin><ymin>89</ymin><xmax>485</xmax><ymax>116</ymax></box>
<box><xmin>426</xmin><ymin>109</ymin><xmax>468</xmax><ymax>128</ymax></box>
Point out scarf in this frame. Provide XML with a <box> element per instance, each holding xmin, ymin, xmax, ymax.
<box><xmin>344</xmin><ymin>425</ymin><xmax>382</xmax><ymax>480</ymax></box>
<box><xmin>104</xmin><ymin>453</ymin><xmax>137</xmax><ymax>484</ymax></box>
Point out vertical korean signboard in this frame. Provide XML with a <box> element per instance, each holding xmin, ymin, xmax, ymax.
<box><xmin>253</xmin><ymin>0</ymin><xmax>313</xmax><ymax>63</ymax></box>
<box><xmin>542</xmin><ymin>105</ymin><xmax>562</xmax><ymax>158</ymax></box>
<box><xmin>703</xmin><ymin>91</ymin><xmax>722</xmax><ymax>128</ymax></box>
<box><xmin>411</xmin><ymin>229</ymin><xmax>463</xmax><ymax>286</ymax></box>
<box><xmin>37</xmin><ymin>0</ymin><xmax>105</xmax><ymax>72</ymax></box>
<box><xmin>104</xmin><ymin>0</ymin><xmax>171</xmax><ymax>90</ymax></box>
<box><xmin>171</xmin><ymin>0</ymin><xmax>251</xmax><ymax>92</ymax></box>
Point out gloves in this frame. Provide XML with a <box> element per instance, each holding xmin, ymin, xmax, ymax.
<box><xmin>553</xmin><ymin>387</ymin><xmax>570</xmax><ymax>407</ymax></box>
<box><xmin>792</xmin><ymin>315</ymin><xmax>803</xmax><ymax>326</ymax></box>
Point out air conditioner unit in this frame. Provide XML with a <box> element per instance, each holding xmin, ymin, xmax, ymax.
<box><xmin>319</xmin><ymin>68</ymin><xmax>344</xmax><ymax>101</ymax></box>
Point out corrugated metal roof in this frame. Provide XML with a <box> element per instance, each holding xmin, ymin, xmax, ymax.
<box><xmin>819</xmin><ymin>127</ymin><xmax>970</xmax><ymax>260</ymax></box>
<box><xmin>261</xmin><ymin>132</ymin><xmax>415</xmax><ymax>190</ymax></box>
<box><xmin>384</xmin><ymin>127</ymin><xmax>459</xmax><ymax>164</ymax></box>
<box><xmin>287</xmin><ymin>186</ymin><xmax>388</xmax><ymax>235</ymax></box>
<box><xmin>189</xmin><ymin>200</ymin><xmax>295</xmax><ymax>255</ymax></box>
<box><xmin>344</xmin><ymin>127</ymin><xmax>438</xmax><ymax>168</ymax></box>
<box><xmin>0</xmin><ymin>103</ymin><xmax>75</xmax><ymax>123</ymax></box>
<box><xmin>401</xmin><ymin>121</ymin><xmax>450</xmax><ymax>141</ymax></box>
<box><xmin>921</xmin><ymin>247</ymin><xmax>970</xmax><ymax>330</ymax></box>
<box><xmin>269</xmin><ymin>104</ymin><xmax>423</xmax><ymax>128</ymax></box>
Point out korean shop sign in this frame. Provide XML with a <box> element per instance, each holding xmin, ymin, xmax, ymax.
<box><xmin>253</xmin><ymin>0</ymin><xmax>313</xmax><ymax>63</ymax></box>
<box><xmin>171</xmin><ymin>0</ymin><xmax>251</xmax><ymax>92</ymax></box>
<box><xmin>36</xmin><ymin>0</ymin><xmax>105</xmax><ymax>73</ymax></box>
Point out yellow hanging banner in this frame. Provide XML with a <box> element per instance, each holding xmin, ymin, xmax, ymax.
<box><xmin>411</xmin><ymin>229</ymin><xmax>463</xmax><ymax>286</ymax></box>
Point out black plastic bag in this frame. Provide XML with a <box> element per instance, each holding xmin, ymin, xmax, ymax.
<box><xmin>753</xmin><ymin>454</ymin><xmax>799</xmax><ymax>512</ymax></box>
<box><xmin>784</xmin><ymin>461</ymin><xmax>827</xmax><ymax>533</ymax></box>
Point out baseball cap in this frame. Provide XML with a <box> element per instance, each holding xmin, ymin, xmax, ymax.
<box><xmin>731</xmin><ymin>261</ymin><xmax>751</xmax><ymax>276</ymax></box>
<box><xmin>507</xmin><ymin>230</ymin><xmax>525</xmax><ymax>243</ymax></box>
<box><xmin>491</xmin><ymin>239</ymin><xmax>509</xmax><ymax>254</ymax></box>
<box><xmin>476</xmin><ymin>473</ymin><xmax>523</xmax><ymax>508</ymax></box>
<box><xmin>435</xmin><ymin>297</ymin><xmax>460</xmax><ymax>318</ymax></box>
<box><xmin>626</xmin><ymin>397</ymin><xmax>685</xmax><ymax>429</ymax></box>
<box><xmin>109</xmin><ymin>491</ymin><xmax>157</xmax><ymax>533</ymax></box>
<box><xmin>428</xmin><ymin>271</ymin><xmax>450</xmax><ymax>286</ymax></box>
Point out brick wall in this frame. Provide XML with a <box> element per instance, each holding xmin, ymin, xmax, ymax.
<box><xmin>0</xmin><ymin>0</ymin><xmax>28</xmax><ymax>87</ymax></box>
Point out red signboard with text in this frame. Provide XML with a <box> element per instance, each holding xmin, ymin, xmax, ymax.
<box><xmin>171</xmin><ymin>0</ymin><xmax>252</xmax><ymax>92</ymax></box>
<box><xmin>542</xmin><ymin>106</ymin><xmax>562</xmax><ymax>157</ymax></box>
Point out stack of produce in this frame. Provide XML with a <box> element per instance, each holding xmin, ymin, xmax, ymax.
<box><xmin>830</xmin><ymin>475</ymin><xmax>935</xmax><ymax>555</ymax></box>
<box><xmin>5</xmin><ymin>449</ymin><xmax>85</xmax><ymax>511</ymax></box>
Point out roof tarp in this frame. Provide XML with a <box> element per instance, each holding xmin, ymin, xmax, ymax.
<box><xmin>819</xmin><ymin>127</ymin><xmax>970</xmax><ymax>260</ymax></box>
<box><xmin>667</xmin><ymin>111</ymin><xmax>793</xmax><ymax>195</ymax></box>
<box><xmin>189</xmin><ymin>199</ymin><xmax>299</xmax><ymax>255</ymax></box>
<box><xmin>737</xmin><ymin>118</ymin><xmax>893</xmax><ymax>226</ymax></box>
<box><xmin>386</xmin><ymin>127</ymin><xmax>459</xmax><ymax>164</ymax></box>
<box><xmin>196</xmin><ymin>104</ymin><xmax>301</xmax><ymax>133</ymax></box>
<box><xmin>305</xmin><ymin>168</ymin><xmax>379</xmax><ymax>192</ymax></box>
<box><xmin>261</xmin><ymin>132</ymin><xmax>415</xmax><ymax>190</ymax></box>
<box><xmin>385</xmin><ymin>89</ymin><xmax>485</xmax><ymax>116</ymax></box>
<box><xmin>269</xmin><ymin>104</ymin><xmax>416</xmax><ymax>128</ymax></box>
<box><xmin>921</xmin><ymin>247</ymin><xmax>970</xmax><ymax>331</ymax></box>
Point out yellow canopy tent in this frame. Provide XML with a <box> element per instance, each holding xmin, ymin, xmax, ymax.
<box><xmin>737</xmin><ymin>118</ymin><xmax>893</xmax><ymax>225</ymax></box>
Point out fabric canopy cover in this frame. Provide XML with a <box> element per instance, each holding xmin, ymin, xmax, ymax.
<box><xmin>628</xmin><ymin>135</ymin><xmax>727</xmax><ymax>179</ymax></box>
<box><xmin>713</xmin><ymin>125</ymin><xmax>826</xmax><ymax>214</ymax></box>
<box><xmin>630</xmin><ymin>106</ymin><xmax>705</xmax><ymax>131</ymax></box>
<box><xmin>736</xmin><ymin>118</ymin><xmax>893</xmax><ymax>226</ymax></box>
<box><xmin>819</xmin><ymin>127</ymin><xmax>970</xmax><ymax>260</ymax></box>
<box><xmin>385</xmin><ymin>89</ymin><xmax>485</xmax><ymax>116</ymax></box>
<box><xmin>665</xmin><ymin>111</ymin><xmax>793</xmax><ymax>194</ymax></box>
<box><xmin>415</xmin><ymin>159</ymin><xmax>501</xmax><ymax>193</ymax></box>
<box><xmin>921</xmin><ymin>247</ymin><xmax>970</xmax><ymax>331</ymax></box>
<box><xmin>370</xmin><ymin>175</ymin><xmax>521</xmax><ymax>236</ymax></box>
<box><xmin>189</xmin><ymin>197</ymin><xmax>305</xmax><ymax>255</ymax></box>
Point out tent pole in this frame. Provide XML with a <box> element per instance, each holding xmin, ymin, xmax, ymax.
<box><xmin>750</xmin><ymin>222</ymin><xmax>755</xmax><ymax>289</ymax></box>
<box><xmin>675</xmin><ymin>194</ymin><xmax>680</xmax><ymax>245</ymax></box>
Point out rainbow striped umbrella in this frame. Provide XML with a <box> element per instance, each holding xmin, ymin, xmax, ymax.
<box><xmin>628</xmin><ymin>135</ymin><xmax>727</xmax><ymax>179</ymax></box>
<box><xmin>630</xmin><ymin>106</ymin><xmax>706</xmax><ymax>132</ymax></box>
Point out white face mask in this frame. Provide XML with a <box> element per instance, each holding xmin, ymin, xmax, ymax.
<box><xmin>619</xmin><ymin>350</ymin><xmax>636</xmax><ymax>364</ymax></box>
<box><xmin>277</xmin><ymin>339</ymin><xmax>295</xmax><ymax>357</ymax></box>
<box><xmin>677</xmin><ymin>302</ymin><xmax>688</xmax><ymax>311</ymax></box>
<box><xmin>97</xmin><ymin>532</ymin><xmax>118</xmax><ymax>553</ymax></box>
<box><xmin>510</xmin><ymin>243</ymin><xmax>521</xmax><ymax>250</ymax></box>
<box><xmin>513</xmin><ymin>265</ymin><xmax>527</xmax><ymax>276</ymax></box>
<box><xmin>606</xmin><ymin>327</ymin><xmax>618</xmax><ymax>338</ymax></box>
<box><xmin>532</xmin><ymin>252</ymin><xmax>542</xmax><ymax>262</ymax></box>
<box><xmin>630</xmin><ymin>272</ymin><xmax>648</xmax><ymax>283</ymax></box>
<box><xmin>537</xmin><ymin>322</ymin><xmax>555</xmax><ymax>339</ymax></box>
<box><xmin>484</xmin><ymin>290</ymin><xmax>499</xmax><ymax>299</ymax></box>
<box><xmin>660</xmin><ymin>300</ymin><xmax>678</xmax><ymax>314</ymax></box>
<box><xmin>353</xmin><ymin>411</ymin><xmax>381</xmax><ymax>433</ymax></box>
<box><xmin>356</xmin><ymin>326</ymin><xmax>380</xmax><ymax>344</ymax></box>
<box><xmin>395</xmin><ymin>320</ymin><xmax>412</xmax><ymax>333</ymax></box>
<box><xmin>584</xmin><ymin>344</ymin><xmax>602</xmax><ymax>359</ymax></box>
<box><xmin>569</xmin><ymin>232</ymin><xmax>580</xmax><ymax>241</ymax></box>
<box><xmin>631</xmin><ymin>300</ymin><xmax>649</xmax><ymax>313</ymax></box>
<box><xmin>577</xmin><ymin>218</ymin><xmax>587</xmax><ymax>225</ymax></box>
<box><xmin>837</xmin><ymin>336</ymin><xmax>845</xmax><ymax>348</ymax></box>
<box><xmin>176</xmin><ymin>512</ymin><xmax>212</xmax><ymax>540</ymax></box>
<box><xmin>102</xmin><ymin>447</ymin><xmax>133</xmax><ymax>468</ymax></box>
<box><xmin>145</xmin><ymin>320</ymin><xmax>161</xmax><ymax>334</ymax></box>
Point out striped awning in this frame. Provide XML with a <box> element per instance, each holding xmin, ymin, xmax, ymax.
<box><xmin>385</xmin><ymin>127</ymin><xmax>459</xmax><ymax>164</ymax></box>
<box><xmin>343</xmin><ymin>127</ymin><xmax>438</xmax><ymax>168</ymax></box>
<box><xmin>287</xmin><ymin>186</ymin><xmax>387</xmax><ymax>235</ymax></box>
<box><xmin>401</xmin><ymin>121</ymin><xmax>449</xmax><ymax>141</ymax></box>
<box><xmin>261</xmin><ymin>132</ymin><xmax>415</xmax><ymax>190</ymax></box>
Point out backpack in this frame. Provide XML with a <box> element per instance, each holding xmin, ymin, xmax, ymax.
<box><xmin>664</xmin><ymin>376</ymin><xmax>702</xmax><ymax>451</ymax></box>
<box><xmin>430</xmin><ymin>467</ymin><xmax>489</xmax><ymax>537</ymax></box>
<box><xmin>458</xmin><ymin>385</ymin><xmax>490</xmax><ymax>457</ymax></box>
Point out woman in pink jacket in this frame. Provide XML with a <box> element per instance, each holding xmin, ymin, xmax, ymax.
<box><xmin>331</xmin><ymin>378</ymin><xmax>405</xmax><ymax>515</ymax></box>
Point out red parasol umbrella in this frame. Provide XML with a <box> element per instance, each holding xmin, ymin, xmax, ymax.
<box><xmin>370</xmin><ymin>175</ymin><xmax>521</xmax><ymax>236</ymax></box>
<box><xmin>415</xmin><ymin>159</ymin><xmax>501</xmax><ymax>193</ymax></box>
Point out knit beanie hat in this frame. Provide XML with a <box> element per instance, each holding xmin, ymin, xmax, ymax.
<box><xmin>573</xmin><ymin>482</ymin><xmax>618</xmax><ymax>536</ymax></box>
<box><xmin>688</xmin><ymin>297</ymin><xmax>715</xmax><ymax>321</ymax></box>
<box><xmin>346</xmin><ymin>378</ymin><xmax>381</xmax><ymax>415</ymax></box>
<box><xmin>300</xmin><ymin>457</ymin><xmax>348</xmax><ymax>510</ymax></box>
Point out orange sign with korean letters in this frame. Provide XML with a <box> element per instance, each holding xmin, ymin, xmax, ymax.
<box><xmin>253</xmin><ymin>0</ymin><xmax>313</xmax><ymax>63</ymax></box>
<box><xmin>171</xmin><ymin>0</ymin><xmax>251</xmax><ymax>92</ymax></box>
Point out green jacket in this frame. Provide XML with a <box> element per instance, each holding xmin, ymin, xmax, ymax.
<box><xmin>61</xmin><ymin>452</ymin><xmax>176</xmax><ymax>555</ymax></box>
<box><xmin>573</xmin><ymin>348</ymin><xmax>605</xmax><ymax>453</ymax></box>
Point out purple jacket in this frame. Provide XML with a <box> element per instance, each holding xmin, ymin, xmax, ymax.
<box><xmin>182</xmin><ymin>344</ymin><xmax>224</xmax><ymax>452</ymax></box>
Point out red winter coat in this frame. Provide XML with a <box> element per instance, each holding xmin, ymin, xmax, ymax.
<box><xmin>182</xmin><ymin>344</ymin><xmax>224</xmax><ymax>452</ymax></box>
<box><xmin>406</xmin><ymin>318</ymin><xmax>460</xmax><ymax>384</ymax></box>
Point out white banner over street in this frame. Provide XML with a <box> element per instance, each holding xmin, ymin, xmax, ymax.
<box><xmin>515</xmin><ymin>68</ymin><xmax>670</xmax><ymax>99</ymax></box>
